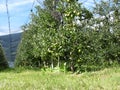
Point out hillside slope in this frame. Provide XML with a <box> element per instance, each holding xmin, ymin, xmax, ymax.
<box><xmin>0</xmin><ymin>33</ymin><xmax>22</xmax><ymax>67</ymax></box>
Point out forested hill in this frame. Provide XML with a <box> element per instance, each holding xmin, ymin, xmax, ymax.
<box><xmin>0</xmin><ymin>33</ymin><xmax>22</xmax><ymax>67</ymax></box>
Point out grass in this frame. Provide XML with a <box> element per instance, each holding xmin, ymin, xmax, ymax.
<box><xmin>0</xmin><ymin>67</ymin><xmax>120</xmax><ymax>90</ymax></box>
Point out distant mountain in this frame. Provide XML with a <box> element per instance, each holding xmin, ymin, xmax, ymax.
<box><xmin>0</xmin><ymin>33</ymin><xmax>22</xmax><ymax>67</ymax></box>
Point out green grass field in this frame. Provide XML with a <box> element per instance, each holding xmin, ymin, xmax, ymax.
<box><xmin>0</xmin><ymin>67</ymin><xmax>120</xmax><ymax>90</ymax></box>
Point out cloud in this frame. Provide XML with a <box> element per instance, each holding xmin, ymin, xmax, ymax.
<box><xmin>0</xmin><ymin>25</ymin><xmax>22</xmax><ymax>36</ymax></box>
<box><xmin>0</xmin><ymin>0</ymin><xmax>35</xmax><ymax>13</ymax></box>
<box><xmin>0</xmin><ymin>4</ymin><xmax>6</xmax><ymax>13</ymax></box>
<box><xmin>0</xmin><ymin>26</ymin><xmax>9</xmax><ymax>36</ymax></box>
<box><xmin>0</xmin><ymin>31</ymin><xmax>22</xmax><ymax>36</ymax></box>
<box><xmin>9</xmin><ymin>0</ymin><xmax>34</xmax><ymax>9</ymax></box>
<box><xmin>0</xmin><ymin>32</ymin><xmax>8</xmax><ymax>36</ymax></box>
<box><xmin>83</xmin><ymin>0</ymin><xmax>95</xmax><ymax>6</ymax></box>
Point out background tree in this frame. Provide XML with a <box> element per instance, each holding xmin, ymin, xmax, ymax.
<box><xmin>92</xmin><ymin>0</ymin><xmax>120</xmax><ymax>65</ymax></box>
<box><xmin>0</xmin><ymin>44</ymin><xmax>8</xmax><ymax>70</ymax></box>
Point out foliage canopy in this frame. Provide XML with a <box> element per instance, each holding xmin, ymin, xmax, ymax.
<box><xmin>15</xmin><ymin>0</ymin><xmax>120</xmax><ymax>72</ymax></box>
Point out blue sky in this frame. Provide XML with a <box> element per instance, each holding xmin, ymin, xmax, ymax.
<box><xmin>0</xmin><ymin>0</ymin><xmax>95</xmax><ymax>36</ymax></box>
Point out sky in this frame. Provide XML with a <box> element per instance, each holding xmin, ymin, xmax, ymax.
<box><xmin>0</xmin><ymin>0</ymin><xmax>95</xmax><ymax>36</ymax></box>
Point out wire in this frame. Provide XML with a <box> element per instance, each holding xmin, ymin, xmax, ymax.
<box><xmin>3</xmin><ymin>0</ymin><xmax>44</xmax><ymax>67</ymax></box>
<box><xmin>36</xmin><ymin>0</ymin><xmax>44</xmax><ymax>7</ymax></box>
<box><xmin>24</xmin><ymin>0</ymin><xmax>36</xmax><ymax>24</ymax></box>
<box><xmin>31</xmin><ymin>0</ymin><xmax>36</xmax><ymax>11</ymax></box>
<box><xmin>6</xmin><ymin>0</ymin><xmax>11</xmax><ymax>35</ymax></box>
<box><xmin>6</xmin><ymin>0</ymin><xmax>12</xmax><ymax>62</ymax></box>
<box><xmin>24</xmin><ymin>0</ymin><xmax>44</xmax><ymax>25</ymax></box>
